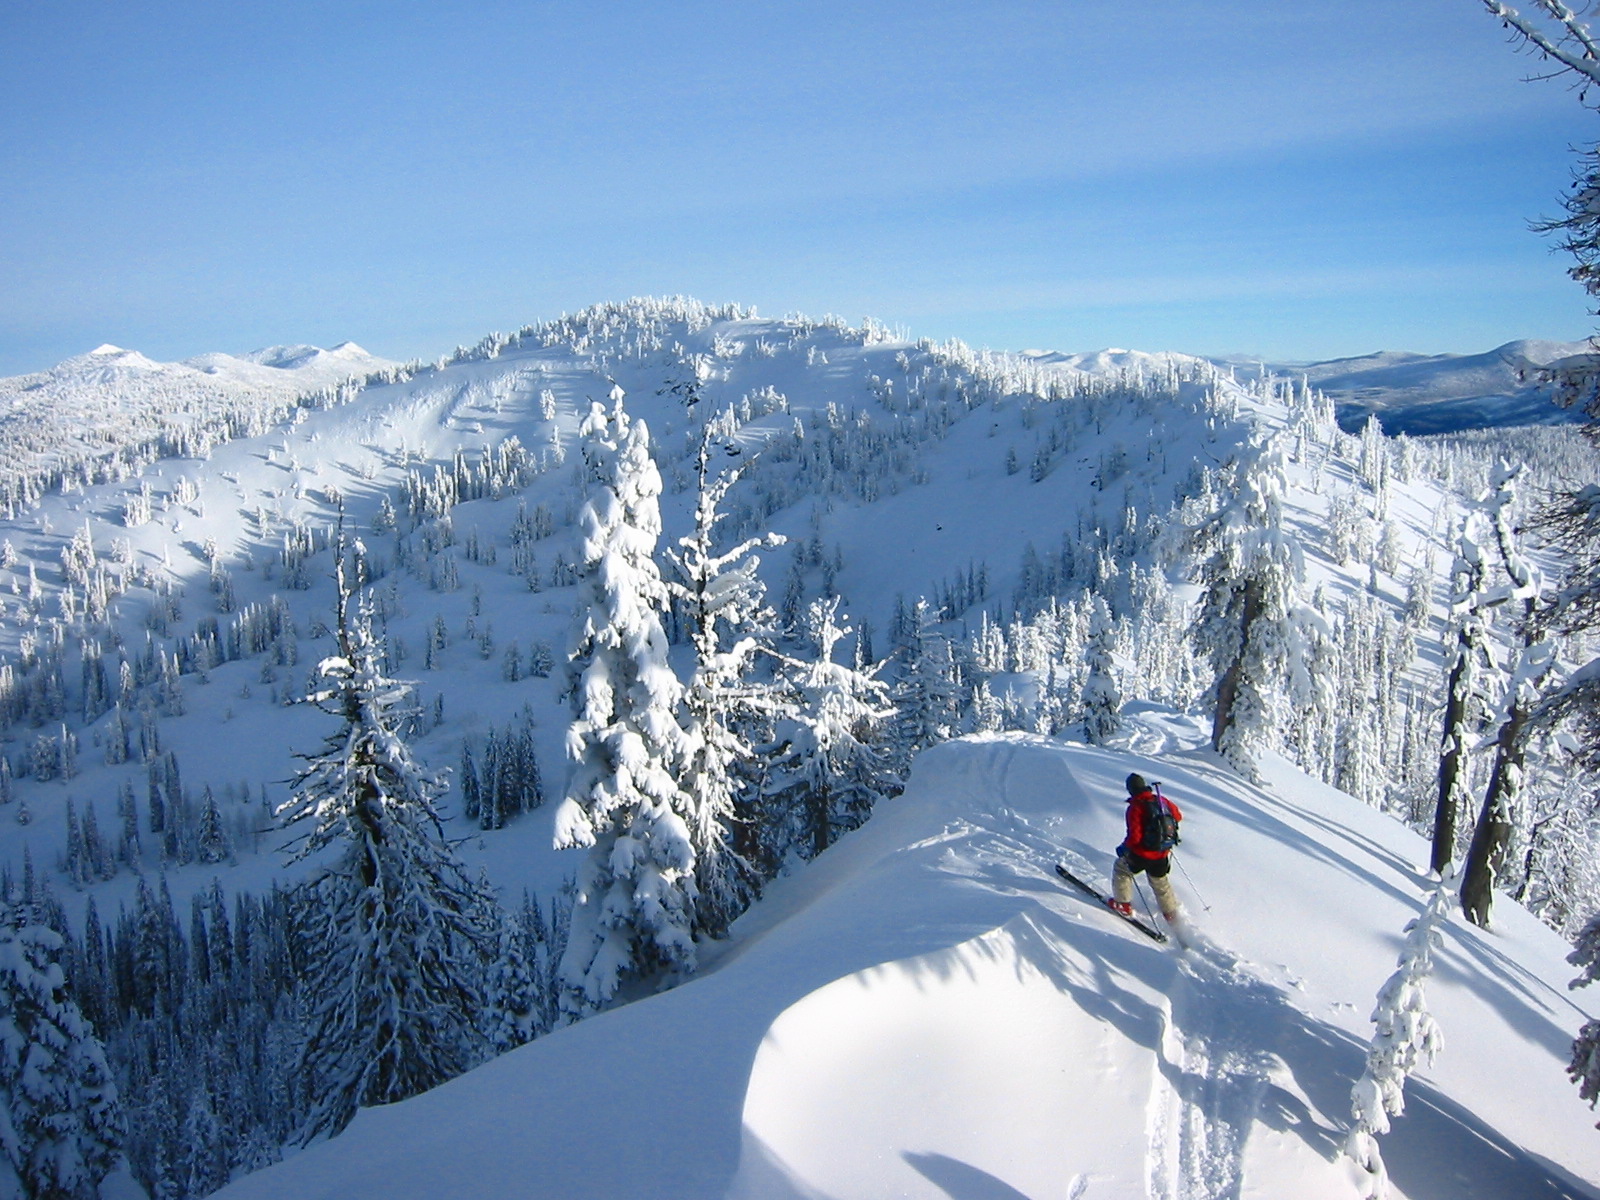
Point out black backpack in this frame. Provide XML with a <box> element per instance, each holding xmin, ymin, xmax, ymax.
<box><xmin>1139</xmin><ymin>786</ymin><xmax>1180</xmax><ymax>854</ymax></box>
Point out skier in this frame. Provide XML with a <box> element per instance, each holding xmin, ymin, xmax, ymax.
<box><xmin>1109</xmin><ymin>773</ymin><xmax>1182</xmax><ymax>923</ymax></box>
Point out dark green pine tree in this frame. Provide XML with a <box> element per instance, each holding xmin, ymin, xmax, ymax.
<box><xmin>459</xmin><ymin>739</ymin><xmax>482</xmax><ymax>823</ymax></box>
<box><xmin>196</xmin><ymin>786</ymin><xmax>232</xmax><ymax>865</ymax></box>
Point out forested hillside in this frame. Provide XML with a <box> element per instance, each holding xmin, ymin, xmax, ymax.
<box><xmin>0</xmin><ymin>297</ymin><xmax>1596</xmax><ymax>1198</ymax></box>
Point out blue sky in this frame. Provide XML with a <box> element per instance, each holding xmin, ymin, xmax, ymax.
<box><xmin>2</xmin><ymin>0</ymin><xmax>1596</xmax><ymax>375</ymax></box>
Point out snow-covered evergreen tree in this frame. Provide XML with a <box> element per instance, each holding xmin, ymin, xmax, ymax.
<box><xmin>1286</xmin><ymin>587</ymin><xmax>1337</xmax><ymax>780</ymax></box>
<box><xmin>891</xmin><ymin>599</ymin><xmax>962</xmax><ymax>760</ymax></box>
<box><xmin>1347</xmin><ymin>869</ymin><xmax>1453</xmax><ymax>1199</ymax></box>
<box><xmin>1566</xmin><ymin>909</ymin><xmax>1600</xmax><ymax>1119</ymax></box>
<box><xmin>666</xmin><ymin>430</ymin><xmax>785</xmax><ymax>938</ymax></box>
<box><xmin>482</xmin><ymin>901</ymin><xmax>540</xmax><ymax>1054</ymax></box>
<box><xmin>277</xmin><ymin>552</ymin><xmax>500</xmax><ymax>1142</ymax></box>
<box><xmin>0</xmin><ymin>899</ymin><xmax>123</xmax><ymax>1200</ymax></box>
<box><xmin>766</xmin><ymin>598</ymin><xmax>899</xmax><ymax>860</ymax></box>
<box><xmin>1533</xmin><ymin>490</ymin><xmax>1600</xmax><ymax>764</ymax></box>
<box><xmin>1190</xmin><ymin>434</ymin><xmax>1308</xmax><ymax>777</ymax></box>
<box><xmin>196</xmin><ymin>786</ymin><xmax>232</xmax><ymax>865</ymax></box>
<box><xmin>555</xmin><ymin>390</ymin><xmax>698</xmax><ymax>1017</ymax></box>
<box><xmin>1433</xmin><ymin>513</ymin><xmax>1491</xmax><ymax>873</ymax></box>
<box><xmin>1473</xmin><ymin>0</ymin><xmax>1600</xmax><ymax>403</ymax></box>
<box><xmin>1461</xmin><ymin>462</ymin><xmax>1553</xmax><ymax>927</ymax></box>
<box><xmin>1079</xmin><ymin>594</ymin><xmax>1121</xmax><ymax>745</ymax></box>
<box><xmin>179</xmin><ymin>1085</ymin><xmax>229</xmax><ymax>1197</ymax></box>
<box><xmin>969</xmin><ymin>678</ymin><xmax>1004</xmax><ymax>733</ymax></box>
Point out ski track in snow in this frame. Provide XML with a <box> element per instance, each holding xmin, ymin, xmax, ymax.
<box><xmin>984</xmin><ymin>737</ymin><xmax>1291</xmax><ymax>1200</ymax></box>
<box><xmin>1147</xmin><ymin>940</ymin><xmax>1282</xmax><ymax>1200</ymax></box>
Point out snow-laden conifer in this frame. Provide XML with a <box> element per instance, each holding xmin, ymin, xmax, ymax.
<box><xmin>1567</xmin><ymin>910</ymin><xmax>1600</xmax><ymax>1119</ymax></box>
<box><xmin>666</xmin><ymin>430</ymin><xmax>785</xmax><ymax>938</ymax></box>
<box><xmin>277</xmin><ymin>551</ymin><xmax>500</xmax><ymax>1142</ymax></box>
<box><xmin>1461</xmin><ymin>461</ymin><xmax>1553</xmax><ymax>927</ymax></box>
<box><xmin>1534</xmin><ymin>492</ymin><xmax>1600</xmax><ymax>755</ymax></box>
<box><xmin>1473</xmin><ymin>0</ymin><xmax>1600</xmax><ymax>412</ymax></box>
<box><xmin>891</xmin><ymin>599</ymin><xmax>962</xmax><ymax>759</ymax></box>
<box><xmin>482</xmin><ymin>901</ymin><xmax>540</xmax><ymax>1053</ymax></box>
<box><xmin>1190</xmin><ymin>433</ymin><xmax>1310</xmax><ymax>777</ymax></box>
<box><xmin>1286</xmin><ymin>587</ymin><xmax>1337</xmax><ymax>778</ymax></box>
<box><xmin>766</xmin><ymin>598</ymin><xmax>899</xmax><ymax>860</ymax></box>
<box><xmin>1079</xmin><ymin>594</ymin><xmax>1121</xmax><ymax>745</ymax></box>
<box><xmin>1433</xmin><ymin>512</ymin><xmax>1492</xmax><ymax>873</ymax></box>
<box><xmin>196</xmin><ymin>786</ymin><xmax>232</xmax><ymax>865</ymax></box>
<box><xmin>0</xmin><ymin>898</ymin><xmax>123</xmax><ymax>1200</ymax></box>
<box><xmin>1347</xmin><ymin>869</ymin><xmax>1452</xmax><ymax>1199</ymax></box>
<box><xmin>555</xmin><ymin>390</ymin><xmax>698</xmax><ymax>1016</ymax></box>
<box><xmin>180</xmin><ymin>1085</ymin><xmax>229</xmax><ymax>1197</ymax></box>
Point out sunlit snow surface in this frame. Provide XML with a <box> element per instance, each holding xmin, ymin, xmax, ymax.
<box><xmin>213</xmin><ymin>728</ymin><xmax>1600</xmax><ymax>1200</ymax></box>
<box><xmin>4</xmin><ymin>310</ymin><xmax>1597</xmax><ymax>1199</ymax></box>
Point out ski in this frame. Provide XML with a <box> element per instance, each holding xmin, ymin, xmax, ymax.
<box><xmin>1055</xmin><ymin>863</ymin><xmax>1168</xmax><ymax>943</ymax></box>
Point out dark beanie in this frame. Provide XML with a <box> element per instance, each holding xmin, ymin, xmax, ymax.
<box><xmin>1126</xmin><ymin>773</ymin><xmax>1147</xmax><ymax>795</ymax></box>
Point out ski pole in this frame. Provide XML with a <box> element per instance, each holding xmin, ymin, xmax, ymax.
<box><xmin>1172</xmin><ymin>852</ymin><xmax>1211</xmax><ymax>913</ymax></box>
<box><xmin>1134</xmin><ymin>877</ymin><xmax>1160</xmax><ymax>927</ymax></box>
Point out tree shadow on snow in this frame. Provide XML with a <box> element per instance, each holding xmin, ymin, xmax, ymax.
<box><xmin>1382</xmin><ymin>1081</ymin><xmax>1600</xmax><ymax>1200</ymax></box>
<box><xmin>999</xmin><ymin>897</ymin><xmax>1597</xmax><ymax>1200</ymax></box>
<box><xmin>1116</xmin><ymin>748</ymin><xmax>1595</xmax><ymax>1069</ymax></box>
<box><xmin>902</xmin><ymin>1151</ymin><xmax>1032</xmax><ymax>1200</ymax></box>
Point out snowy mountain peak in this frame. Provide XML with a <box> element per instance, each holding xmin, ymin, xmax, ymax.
<box><xmin>236</xmin><ymin>342</ymin><xmax>373</xmax><ymax>370</ymax></box>
<box><xmin>235</xmin><ymin>344</ymin><xmax>325</xmax><ymax>369</ymax></box>
<box><xmin>1021</xmin><ymin>346</ymin><xmax>1214</xmax><ymax>378</ymax></box>
<box><xmin>1491</xmin><ymin>336</ymin><xmax>1593</xmax><ymax>365</ymax></box>
<box><xmin>67</xmin><ymin>344</ymin><xmax>161</xmax><ymax>372</ymax></box>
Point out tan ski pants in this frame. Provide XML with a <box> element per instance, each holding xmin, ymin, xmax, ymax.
<box><xmin>1112</xmin><ymin>852</ymin><xmax>1179</xmax><ymax>920</ymax></box>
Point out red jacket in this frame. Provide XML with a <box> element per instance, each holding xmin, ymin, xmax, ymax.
<box><xmin>1124</xmin><ymin>788</ymin><xmax>1182</xmax><ymax>860</ymax></box>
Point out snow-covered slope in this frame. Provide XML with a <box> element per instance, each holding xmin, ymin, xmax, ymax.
<box><xmin>210</xmin><ymin>731</ymin><xmax>1600</xmax><ymax>1200</ymax></box>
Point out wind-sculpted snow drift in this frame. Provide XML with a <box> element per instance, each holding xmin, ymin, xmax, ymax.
<box><xmin>213</xmin><ymin>733</ymin><xmax>1600</xmax><ymax>1200</ymax></box>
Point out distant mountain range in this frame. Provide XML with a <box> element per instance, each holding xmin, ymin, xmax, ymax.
<box><xmin>4</xmin><ymin>334</ymin><xmax>1584</xmax><ymax>464</ymax></box>
<box><xmin>1</xmin><ymin>340</ymin><xmax>393</xmax><ymax>414</ymax></box>
<box><xmin>1250</xmin><ymin>338</ymin><xmax>1594</xmax><ymax>435</ymax></box>
<box><xmin>0</xmin><ymin>341</ymin><xmax>397</xmax><ymax>496</ymax></box>
<box><xmin>1023</xmin><ymin>338</ymin><xmax>1593</xmax><ymax>436</ymax></box>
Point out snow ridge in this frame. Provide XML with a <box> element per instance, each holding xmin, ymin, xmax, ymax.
<box><xmin>210</xmin><ymin>734</ymin><xmax>1600</xmax><ymax>1199</ymax></box>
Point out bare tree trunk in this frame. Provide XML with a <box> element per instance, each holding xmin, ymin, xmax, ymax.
<box><xmin>1211</xmin><ymin>581</ymin><xmax>1261</xmax><ymax>755</ymax></box>
<box><xmin>1460</xmin><ymin>700</ymin><xmax>1529</xmax><ymax>927</ymax></box>
<box><xmin>1211</xmin><ymin>660</ymin><xmax>1241</xmax><ymax>753</ymax></box>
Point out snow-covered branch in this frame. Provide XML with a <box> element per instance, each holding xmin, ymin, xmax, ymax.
<box><xmin>1347</xmin><ymin>870</ymin><xmax>1454</xmax><ymax>1198</ymax></box>
<box><xmin>1483</xmin><ymin>0</ymin><xmax>1600</xmax><ymax>93</ymax></box>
